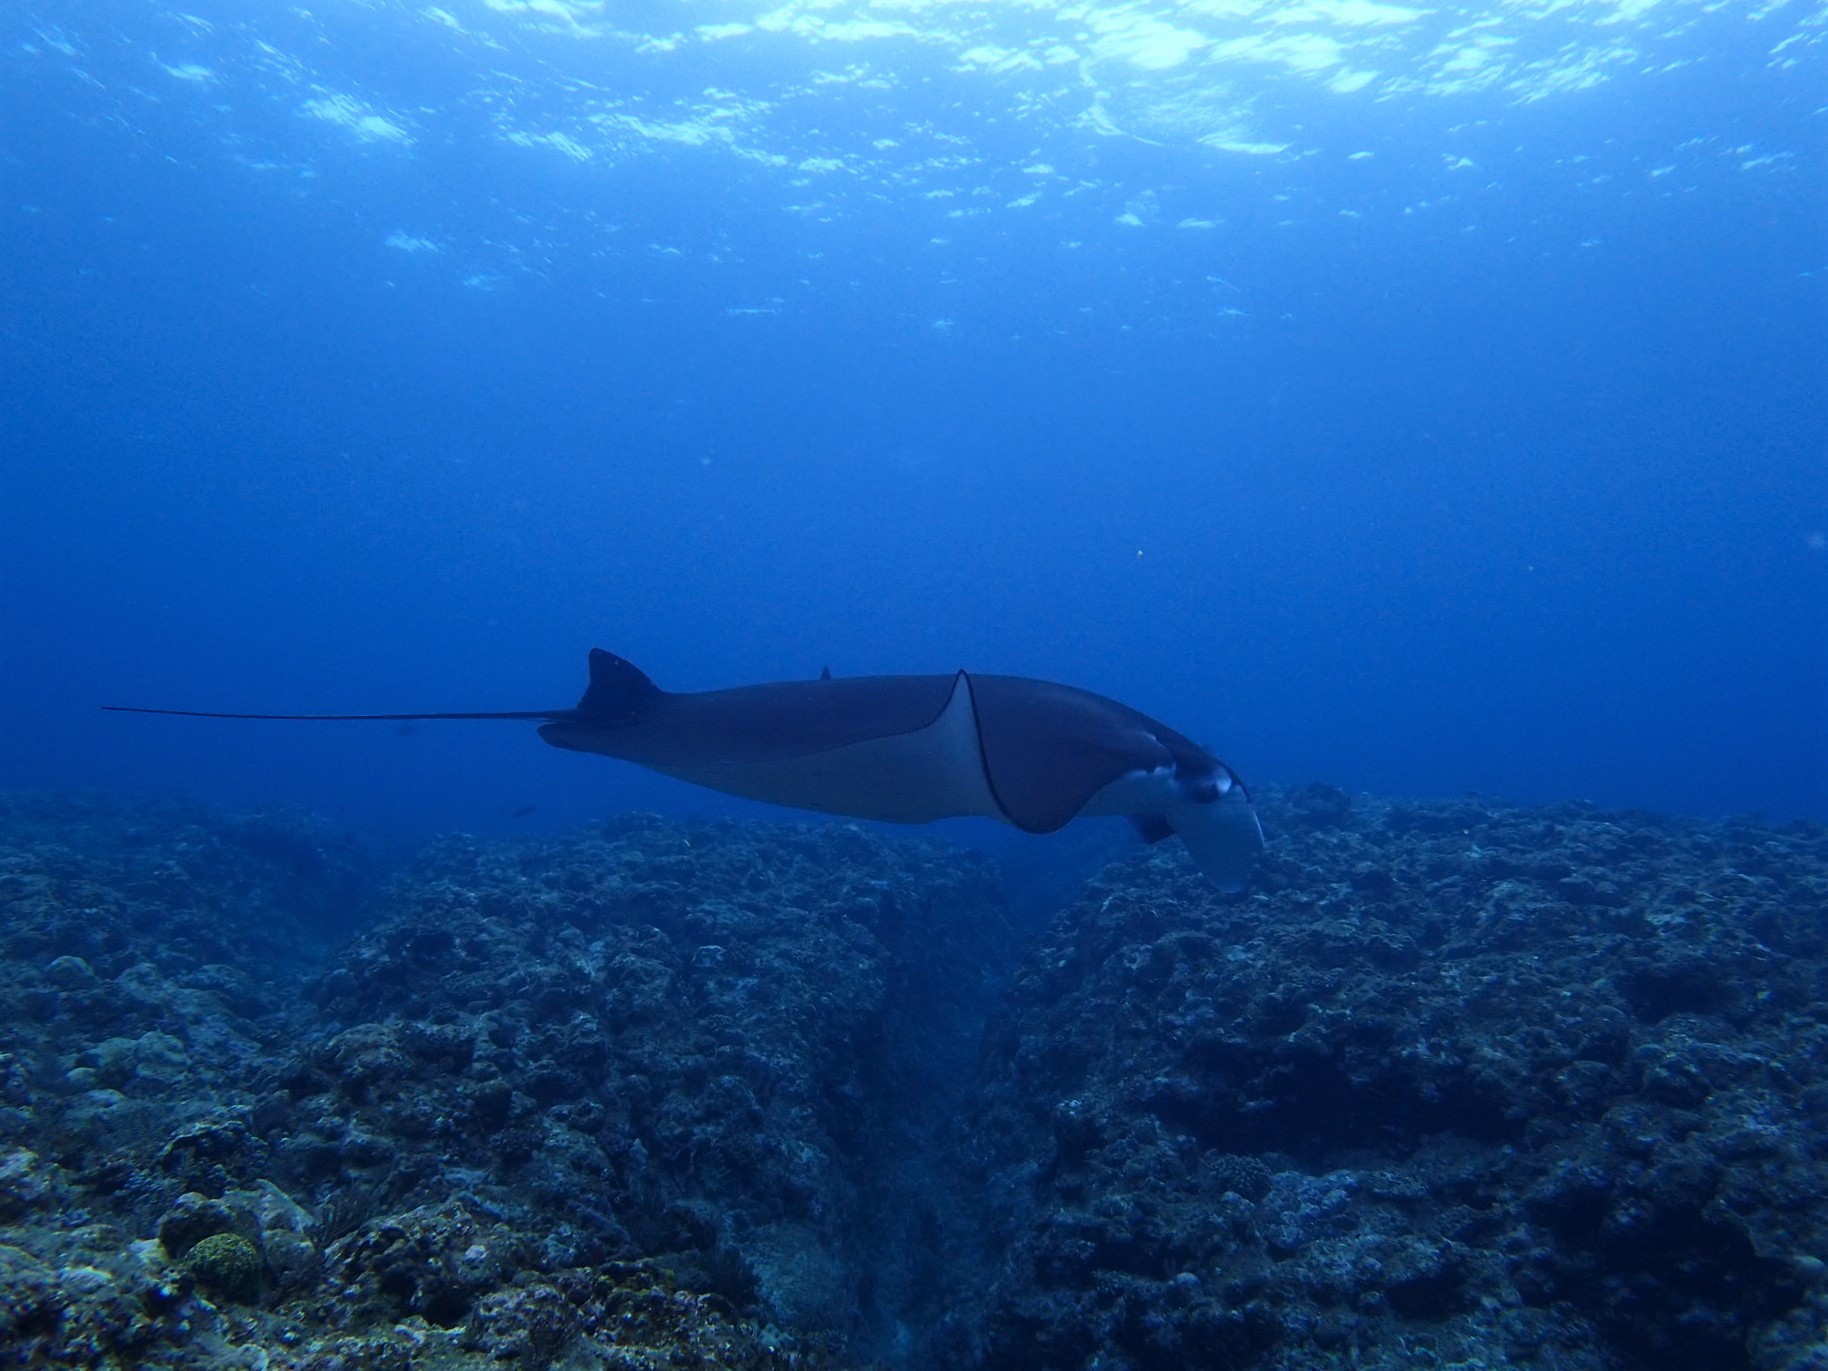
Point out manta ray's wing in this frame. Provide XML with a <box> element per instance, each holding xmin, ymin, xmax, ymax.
<box><xmin>966</xmin><ymin>672</ymin><xmax>1265</xmax><ymax>891</ymax></box>
<box><xmin>963</xmin><ymin>674</ymin><xmax>1177</xmax><ymax>834</ymax></box>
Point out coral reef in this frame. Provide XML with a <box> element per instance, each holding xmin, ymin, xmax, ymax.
<box><xmin>0</xmin><ymin>799</ymin><xmax>1005</xmax><ymax>1367</ymax></box>
<box><xmin>967</xmin><ymin>787</ymin><xmax>1828</xmax><ymax>1371</ymax></box>
<box><xmin>1</xmin><ymin>786</ymin><xmax>1824</xmax><ymax>1370</ymax></box>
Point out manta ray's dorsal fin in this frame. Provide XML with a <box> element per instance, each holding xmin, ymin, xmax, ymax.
<box><xmin>575</xmin><ymin>648</ymin><xmax>663</xmax><ymax>724</ymax></box>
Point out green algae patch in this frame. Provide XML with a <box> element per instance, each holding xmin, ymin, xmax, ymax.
<box><xmin>183</xmin><ymin>1232</ymin><xmax>264</xmax><ymax>1302</ymax></box>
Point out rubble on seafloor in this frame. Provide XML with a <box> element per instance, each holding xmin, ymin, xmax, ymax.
<box><xmin>0</xmin><ymin>787</ymin><xmax>1824</xmax><ymax>1371</ymax></box>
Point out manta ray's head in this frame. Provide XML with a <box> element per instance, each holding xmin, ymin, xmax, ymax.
<box><xmin>1169</xmin><ymin>765</ymin><xmax>1263</xmax><ymax>892</ymax></box>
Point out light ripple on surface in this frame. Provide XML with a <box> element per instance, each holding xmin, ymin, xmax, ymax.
<box><xmin>2</xmin><ymin>0</ymin><xmax>1816</xmax><ymax>317</ymax></box>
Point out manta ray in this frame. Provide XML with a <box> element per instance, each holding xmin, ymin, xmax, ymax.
<box><xmin>106</xmin><ymin>648</ymin><xmax>1264</xmax><ymax>889</ymax></box>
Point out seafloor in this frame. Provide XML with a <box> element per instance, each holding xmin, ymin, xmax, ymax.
<box><xmin>1</xmin><ymin>787</ymin><xmax>1824</xmax><ymax>1371</ymax></box>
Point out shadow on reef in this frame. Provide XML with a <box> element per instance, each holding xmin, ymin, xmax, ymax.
<box><xmin>1</xmin><ymin>785</ymin><xmax>1826</xmax><ymax>1370</ymax></box>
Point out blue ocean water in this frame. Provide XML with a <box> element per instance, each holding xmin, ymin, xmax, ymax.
<box><xmin>2</xmin><ymin>0</ymin><xmax>1823</xmax><ymax>850</ymax></box>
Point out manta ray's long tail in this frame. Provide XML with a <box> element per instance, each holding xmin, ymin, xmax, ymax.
<box><xmin>103</xmin><ymin>650</ymin><xmax>655</xmax><ymax>727</ymax></box>
<box><xmin>101</xmin><ymin>706</ymin><xmax>569</xmax><ymax>722</ymax></box>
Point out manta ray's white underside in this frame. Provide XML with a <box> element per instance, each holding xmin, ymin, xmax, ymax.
<box><xmin>652</xmin><ymin>671</ymin><xmax>1003</xmax><ymax>824</ymax></box>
